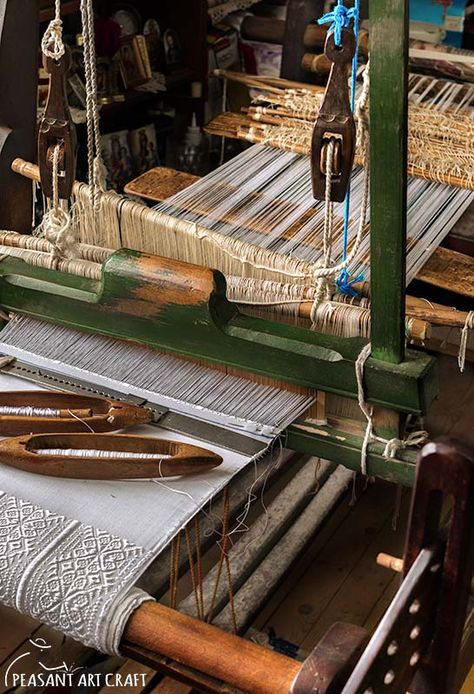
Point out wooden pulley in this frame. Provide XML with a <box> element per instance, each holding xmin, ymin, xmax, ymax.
<box><xmin>0</xmin><ymin>433</ymin><xmax>223</xmax><ymax>479</ymax></box>
<box><xmin>38</xmin><ymin>48</ymin><xmax>77</xmax><ymax>200</ymax></box>
<box><xmin>311</xmin><ymin>28</ymin><xmax>356</xmax><ymax>203</ymax></box>
<box><xmin>0</xmin><ymin>391</ymin><xmax>153</xmax><ymax>435</ymax></box>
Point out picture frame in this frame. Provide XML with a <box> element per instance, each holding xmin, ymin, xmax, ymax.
<box><xmin>129</xmin><ymin>124</ymin><xmax>159</xmax><ymax>175</ymax></box>
<box><xmin>144</xmin><ymin>19</ymin><xmax>162</xmax><ymax>72</ymax></box>
<box><xmin>118</xmin><ymin>35</ymin><xmax>147</xmax><ymax>89</ymax></box>
<box><xmin>100</xmin><ymin>129</ymin><xmax>135</xmax><ymax>190</ymax></box>
<box><xmin>163</xmin><ymin>28</ymin><xmax>182</xmax><ymax>67</ymax></box>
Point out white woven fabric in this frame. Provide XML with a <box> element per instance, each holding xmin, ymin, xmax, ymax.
<box><xmin>0</xmin><ymin>372</ymin><xmax>260</xmax><ymax>654</ymax></box>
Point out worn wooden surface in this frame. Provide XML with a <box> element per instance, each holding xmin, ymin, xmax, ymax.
<box><xmin>0</xmin><ymin>432</ymin><xmax>223</xmax><ymax>479</ymax></box>
<box><xmin>417</xmin><ymin>245</ymin><xmax>474</xmax><ymax>300</ymax></box>
<box><xmin>124</xmin><ymin>168</ymin><xmax>199</xmax><ymax>203</ymax></box>
<box><xmin>0</xmin><ymin>390</ymin><xmax>152</xmax><ymax>435</ymax></box>
<box><xmin>370</xmin><ymin>0</ymin><xmax>408</xmax><ymax>364</ymax></box>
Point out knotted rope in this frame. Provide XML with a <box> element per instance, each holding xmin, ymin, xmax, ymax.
<box><xmin>41</xmin><ymin>0</ymin><xmax>65</xmax><ymax>60</ymax></box>
<box><xmin>355</xmin><ymin>343</ymin><xmax>428</xmax><ymax>475</ymax></box>
<box><xmin>318</xmin><ymin>0</ymin><xmax>358</xmax><ymax>47</ymax></box>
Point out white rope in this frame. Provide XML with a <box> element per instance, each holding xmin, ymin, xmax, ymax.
<box><xmin>355</xmin><ymin>343</ymin><xmax>428</xmax><ymax>474</ymax></box>
<box><xmin>41</xmin><ymin>0</ymin><xmax>65</xmax><ymax>60</ymax></box>
<box><xmin>80</xmin><ymin>0</ymin><xmax>106</xmax><ymax>215</ymax></box>
<box><xmin>383</xmin><ymin>430</ymin><xmax>429</xmax><ymax>460</ymax></box>
<box><xmin>458</xmin><ymin>310</ymin><xmax>474</xmax><ymax>372</ymax></box>
<box><xmin>355</xmin><ymin>60</ymin><xmax>370</xmax><ymax>156</ymax></box>
<box><xmin>40</xmin><ymin>144</ymin><xmax>75</xmax><ymax>258</ymax></box>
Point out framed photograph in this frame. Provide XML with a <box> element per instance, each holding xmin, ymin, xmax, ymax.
<box><xmin>163</xmin><ymin>28</ymin><xmax>182</xmax><ymax>67</ymax></box>
<box><xmin>144</xmin><ymin>18</ymin><xmax>162</xmax><ymax>72</ymax></box>
<box><xmin>118</xmin><ymin>36</ymin><xmax>147</xmax><ymax>89</ymax></box>
<box><xmin>129</xmin><ymin>124</ymin><xmax>159</xmax><ymax>175</ymax></box>
<box><xmin>96</xmin><ymin>58</ymin><xmax>114</xmax><ymax>104</ymax></box>
<box><xmin>100</xmin><ymin>130</ymin><xmax>135</xmax><ymax>191</ymax></box>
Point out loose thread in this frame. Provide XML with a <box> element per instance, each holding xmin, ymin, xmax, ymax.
<box><xmin>206</xmin><ymin>487</ymin><xmax>230</xmax><ymax>623</ymax></box>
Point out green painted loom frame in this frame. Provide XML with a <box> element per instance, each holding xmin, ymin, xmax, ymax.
<box><xmin>0</xmin><ymin>0</ymin><xmax>429</xmax><ymax>486</ymax></box>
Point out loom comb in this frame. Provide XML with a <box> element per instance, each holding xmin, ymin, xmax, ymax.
<box><xmin>0</xmin><ymin>433</ymin><xmax>223</xmax><ymax>479</ymax></box>
<box><xmin>311</xmin><ymin>28</ymin><xmax>356</xmax><ymax>202</ymax></box>
<box><xmin>0</xmin><ymin>391</ymin><xmax>152</xmax><ymax>435</ymax></box>
<box><xmin>0</xmin><ymin>249</ymin><xmax>437</xmax><ymax>415</ymax></box>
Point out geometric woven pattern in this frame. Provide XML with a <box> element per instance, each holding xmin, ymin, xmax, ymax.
<box><xmin>0</xmin><ymin>491</ymin><xmax>152</xmax><ymax>652</ymax></box>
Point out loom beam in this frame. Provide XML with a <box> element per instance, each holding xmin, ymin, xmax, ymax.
<box><xmin>0</xmin><ymin>250</ymin><xmax>437</xmax><ymax>417</ymax></box>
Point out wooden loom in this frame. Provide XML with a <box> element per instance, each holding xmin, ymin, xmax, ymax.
<box><xmin>0</xmin><ymin>1</ymin><xmax>473</xmax><ymax>692</ymax></box>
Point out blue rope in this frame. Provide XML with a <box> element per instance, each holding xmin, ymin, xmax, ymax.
<box><xmin>318</xmin><ymin>0</ymin><xmax>358</xmax><ymax>47</ymax></box>
<box><xmin>318</xmin><ymin>0</ymin><xmax>363</xmax><ymax>296</ymax></box>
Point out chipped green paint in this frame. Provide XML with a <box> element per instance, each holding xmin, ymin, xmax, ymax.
<box><xmin>287</xmin><ymin>420</ymin><xmax>417</xmax><ymax>486</ymax></box>
<box><xmin>370</xmin><ymin>0</ymin><xmax>409</xmax><ymax>364</ymax></box>
<box><xmin>0</xmin><ymin>249</ymin><xmax>438</xmax><ymax>415</ymax></box>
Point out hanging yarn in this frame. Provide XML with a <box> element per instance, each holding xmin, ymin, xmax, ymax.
<box><xmin>458</xmin><ymin>310</ymin><xmax>474</xmax><ymax>372</ymax></box>
<box><xmin>80</xmin><ymin>0</ymin><xmax>107</xmax><ymax>216</ymax></box>
<box><xmin>39</xmin><ymin>144</ymin><xmax>76</xmax><ymax>258</ymax></box>
<box><xmin>41</xmin><ymin>0</ymin><xmax>65</xmax><ymax>60</ymax></box>
<box><xmin>355</xmin><ymin>343</ymin><xmax>429</xmax><ymax>475</ymax></box>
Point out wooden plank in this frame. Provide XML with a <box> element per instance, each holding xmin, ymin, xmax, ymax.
<box><xmin>253</xmin><ymin>482</ymin><xmax>354</xmax><ymax>630</ymax></box>
<box><xmin>426</xmin><ymin>354</ymin><xmax>474</xmax><ymax>445</ymax></box>
<box><xmin>0</xmin><ymin>622</ymin><xmax>93</xmax><ymax>694</ymax></box>
<box><xmin>149</xmin><ymin>677</ymin><xmax>193</xmax><ymax>693</ymax></box>
<box><xmin>370</xmin><ymin>0</ymin><xmax>408</xmax><ymax>364</ymax></box>
<box><xmin>97</xmin><ymin>659</ymin><xmax>156</xmax><ymax>694</ymax></box>
<box><xmin>257</xmin><ymin>481</ymin><xmax>396</xmax><ymax>645</ymax></box>
<box><xmin>300</xmin><ymin>489</ymin><xmax>409</xmax><ymax>649</ymax></box>
<box><xmin>417</xmin><ymin>245</ymin><xmax>474</xmax><ymax>299</ymax></box>
<box><xmin>124</xmin><ymin>168</ymin><xmax>199</xmax><ymax>203</ymax></box>
<box><xmin>0</xmin><ymin>605</ymin><xmax>38</xmax><ymax>666</ymax></box>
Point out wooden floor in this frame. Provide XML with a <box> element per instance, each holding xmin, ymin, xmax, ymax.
<box><xmin>1</xmin><ymin>356</ymin><xmax>473</xmax><ymax>692</ymax></box>
<box><xmin>0</xmin><ymin>479</ymin><xmax>412</xmax><ymax>693</ymax></box>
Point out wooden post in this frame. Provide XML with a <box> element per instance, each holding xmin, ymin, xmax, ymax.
<box><xmin>281</xmin><ymin>0</ymin><xmax>323</xmax><ymax>82</ymax></box>
<box><xmin>0</xmin><ymin>0</ymin><xmax>38</xmax><ymax>233</ymax></box>
<box><xmin>369</xmin><ymin>0</ymin><xmax>408</xmax><ymax>364</ymax></box>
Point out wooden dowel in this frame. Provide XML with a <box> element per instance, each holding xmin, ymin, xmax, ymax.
<box><xmin>58</xmin><ymin>408</ymin><xmax>93</xmax><ymax>418</ymax></box>
<box><xmin>122</xmin><ymin>601</ymin><xmax>301</xmax><ymax>694</ymax></box>
<box><xmin>301</xmin><ymin>53</ymin><xmax>332</xmax><ymax>76</ymax></box>
<box><xmin>241</xmin><ymin>16</ymin><xmax>285</xmax><ymax>44</ymax></box>
<box><xmin>377</xmin><ymin>553</ymin><xmax>474</xmax><ymax>593</ymax></box>
<box><xmin>211</xmin><ymin>69</ymin><xmax>324</xmax><ymax>94</ymax></box>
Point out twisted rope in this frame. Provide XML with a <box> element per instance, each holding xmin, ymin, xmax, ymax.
<box><xmin>355</xmin><ymin>344</ymin><xmax>428</xmax><ymax>474</ymax></box>
<box><xmin>41</xmin><ymin>0</ymin><xmax>65</xmax><ymax>60</ymax></box>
